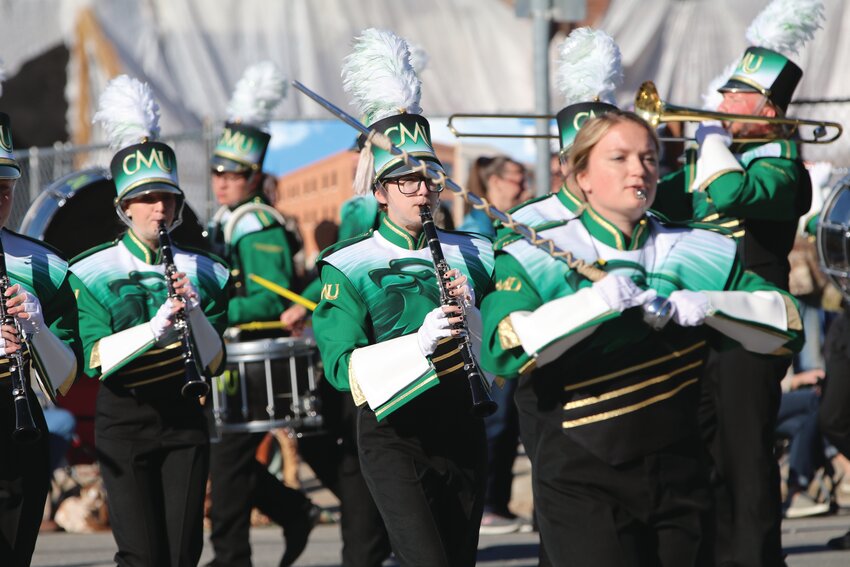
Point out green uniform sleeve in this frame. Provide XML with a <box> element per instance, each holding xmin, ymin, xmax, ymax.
<box><xmin>338</xmin><ymin>197</ymin><xmax>379</xmax><ymax>241</ymax></box>
<box><xmin>703</xmin><ymin>157</ymin><xmax>806</xmax><ymax>221</ymax></box>
<box><xmin>41</xmin><ymin>274</ymin><xmax>84</xmax><ymax>373</ymax></box>
<box><xmin>480</xmin><ymin>253</ymin><xmax>544</xmax><ymax>379</ymax></box>
<box><xmin>228</xmin><ymin>227</ymin><xmax>293</xmax><ymax>324</ymax></box>
<box><xmin>301</xmin><ymin>277</ymin><xmax>323</xmax><ymax>304</ymax></box>
<box><xmin>68</xmin><ymin>272</ymin><xmax>115</xmax><ymax>378</ymax></box>
<box><xmin>312</xmin><ymin>263</ymin><xmax>370</xmax><ymax>392</ymax></box>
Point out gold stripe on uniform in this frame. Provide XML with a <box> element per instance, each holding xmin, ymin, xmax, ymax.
<box><xmin>123</xmin><ymin>368</ymin><xmax>185</xmax><ymax>388</ymax></box>
<box><xmin>564</xmin><ymin>341</ymin><xmax>706</xmax><ymax>392</ymax></box>
<box><xmin>431</xmin><ymin>348</ymin><xmax>461</xmax><ymax>364</ymax></box>
<box><xmin>563</xmin><ymin>360</ymin><xmax>703</xmax><ymax>410</ymax></box>
<box><xmin>562</xmin><ymin>378</ymin><xmax>699</xmax><ymax>429</ymax></box>
<box><xmin>119</xmin><ymin>353</ymin><xmax>184</xmax><ymax>376</ymax></box>
<box><xmin>437</xmin><ymin>361</ymin><xmax>465</xmax><ymax>377</ymax></box>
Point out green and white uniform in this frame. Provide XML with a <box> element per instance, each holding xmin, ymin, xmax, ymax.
<box><xmin>314</xmin><ymin>213</ymin><xmax>495</xmax><ymax>418</ymax></box>
<box><xmin>70</xmin><ymin>230</ymin><xmax>228</xmax><ymax>438</ymax></box>
<box><xmin>653</xmin><ymin>140</ymin><xmax>811</xmax><ymax>288</ymax></box>
<box><xmin>208</xmin><ymin>193</ymin><xmax>295</xmax><ymax>326</ymax></box>
<box><xmin>483</xmin><ymin>208</ymin><xmax>801</xmax><ymax>458</ymax></box>
<box><xmin>0</xmin><ymin>228</ymin><xmax>82</xmax><ymax>567</ymax></box>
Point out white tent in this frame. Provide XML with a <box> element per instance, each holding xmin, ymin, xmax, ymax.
<box><xmin>1</xmin><ymin>0</ymin><xmax>848</xmax><ymax>165</ymax></box>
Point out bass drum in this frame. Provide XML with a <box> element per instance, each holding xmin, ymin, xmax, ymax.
<box><xmin>19</xmin><ymin>167</ymin><xmax>208</xmax><ymax>258</ymax></box>
<box><xmin>817</xmin><ymin>174</ymin><xmax>850</xmax><ymax>297</ymax></box>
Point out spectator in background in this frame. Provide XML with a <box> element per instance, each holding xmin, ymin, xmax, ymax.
<box><xmin>459</xmin><ymin>156</ymin><xmax>528</xmax><ymax>237</ymax></box>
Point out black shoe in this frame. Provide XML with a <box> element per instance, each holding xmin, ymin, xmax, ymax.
<box><xmin>827</xmin><ymin>530</ymin><xmax>850</xmax><ymax>550</ymax></box>
<box><xmin>280</xmin><ymin>504</ymin><xmax>322</xmax><ymax>567</ymax></box>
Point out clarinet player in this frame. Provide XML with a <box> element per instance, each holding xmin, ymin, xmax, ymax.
<box><xmin>0</xmin><ymin>111</ymin><xmax>82</xmax><ymax>566</ymax></box>
<box><xmin>312</xmin><ymin>29</ymin><xmax>494</xmax><ymax>566</ymax></box>
<box><xmin>69</xmin><ymin>76</ymin><xmax>229</xmax><ymax>567</ymax></box>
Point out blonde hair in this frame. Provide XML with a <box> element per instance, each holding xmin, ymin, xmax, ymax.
<box><xmin>566</xmin><ymin>110</ymin><xmax>659</xmax><ymax>180</ymax></box>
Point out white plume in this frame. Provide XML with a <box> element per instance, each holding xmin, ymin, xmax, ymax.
<box><xmin>92</xmin><ymin>75</ymin><xmax>160</xmax><ymax>149</ymax></box>
<box><xmin>342</xmin><ymin>28</ymin><xmax>422</xmax><ymax>124</ymax></box>
<box><xmin>701</xmin><ymin>60</ymin><xmax>739</xmax><ymax>110</ymax></box>
<box><xmin>226</xmin><ymin>61</ymin><xmax>288</xmax><ymax>127</ymax></box>
<box><xmin>407</xmin><ymin>41</ymin><xmax>429</xmax><ymax>75</ymax></box>
<box><xmin>746</xmin><ymin>0</ymin><xmax>824</xmax><ymax>56</ymax></box>
<box><xmin>556</xmin><ymin>27</ymin><xmax>623</xmax><ymax>106</ymax></box>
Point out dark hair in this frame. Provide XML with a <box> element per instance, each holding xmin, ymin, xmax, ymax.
<box><xmin>464</xmin><ymin>155</ymin><xmax>524</xmax><ymax>214</ymax></box>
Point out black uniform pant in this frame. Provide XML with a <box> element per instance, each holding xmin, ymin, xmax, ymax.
<box><xmin>96</xmin><ymin>434</ymin><xmax>209</xmax><ymax>567</ymax></box>
<box><xmin>820</xmin><ymin>309</ymin><xmax>850</xmax><ymax>460</ymax></box>
<box><xmin>298</xmin><ymin>385</ymin><xmax>390</xmax><ymax>567</ymax></box>
<box><xmin>357</xmin><ymin>393</ymin><xmax>486</xmax><ymax>567</ymax></box>
<box><xmin>523</xmin><ymin>410</ymin><xmax>707</xmax><ymax>567</ymax></box>
<box><xmin>0</xmin><ymin>386</ymin><xmax>49</xmax><ymax>567</ymax></box>
<box><xmin>699</xmin><ymin>347</ymin><xmax>787</xmax><ymax>567</ymax></box>
<box><xmin>207</xmin><ymin>431</ymin><xmax>311</xmax><ymax>567</ymax></box>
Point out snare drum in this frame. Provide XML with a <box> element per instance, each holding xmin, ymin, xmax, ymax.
<box><xmin>211</xmin><ymin>337</ymin><xmax>323</xmax><ymax>437</ymax></box>
<box><xmin>818</xmin><ymin>175</ymin><xmax>850</xmax><ymax>297</ymax></box>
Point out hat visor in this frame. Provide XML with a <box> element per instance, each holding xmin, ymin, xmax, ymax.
<box><xmin>718</xmin><ymin>78</ymin><xmax>762</xmax><ymax>94</ymax></box>
<box><xmin>211</xmin><ymin>154</ymin><xmax>254</xmax><ymax>174</ymax></box>
<box><xmin>119</xmin><ymin>182</ymin><xmax>184</xmax><ymax>203</ymax></box>
<box><xmin>380</xmin><ymin>157</ymin><xmax>445</xmax><ymax>181</ymax></box>
<box><xmin>0</xmin><ymin>164</ymin><xmax>22</xmax><ymax>180</ymax></box>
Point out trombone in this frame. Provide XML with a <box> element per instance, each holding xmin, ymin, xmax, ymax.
<box><xmin>445</xmin><ymin>82</ymin><xmax>843</xmax><ymax>145</ymax></box>
<box><xmin>635</xmin><ymin>81</ymin><xmax>843</xmax><ymax>144</ymax></box>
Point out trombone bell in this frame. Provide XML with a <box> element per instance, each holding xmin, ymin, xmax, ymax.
<box><xmin>635</xmin><ymin>81</ymin><xmax>843</xmax><ymax>144</ymax></box>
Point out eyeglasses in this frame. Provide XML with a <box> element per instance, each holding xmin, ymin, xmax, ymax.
<box><xmin>381</xmin><ymin>176</ymin><xmax>443</xmax><ymax>195</ymax></box>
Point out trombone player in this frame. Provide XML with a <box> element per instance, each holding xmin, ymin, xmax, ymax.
<box><xmin>650</xmin><ymin>3</ymin><xmax>823</xmax><ymax>563</ymax></box>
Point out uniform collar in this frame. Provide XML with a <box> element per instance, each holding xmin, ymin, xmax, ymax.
<box><xmin>378</xmin><ymin>214</ymin><xmax>426</xmax><ymax>250</ymax></box>
<box><xmin>556</xmin><ymin>182</ymin><xmax>585</xmax><ymax>215</ymax></box>
<box><xmin>229</xmin><ymin>191</ymin><xmax>268</xmax><ymax>212</ymax></box>
<box><xmin>580</xmin><ymin>205</ymin><xmax>650</xmax><ymax>251</ymax></box>
<box><xmin>122</xmin><ymin>230</ymin><xmax>162</xmax><ymax>264</ymax></box>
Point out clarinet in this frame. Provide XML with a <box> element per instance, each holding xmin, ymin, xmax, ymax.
<box><xmin>419</xmin><ymin>205</ymin><xmax>497</xmax><ymax>418</ymax></box>
<box><xmin>157</xmin><ymin>222</ymin><xmax>210</xmax><ymax>399</ymax></box>
<box><xmin>0</xmin><ymin>236</ymin><xmax>40</xmax><ymax>443</ymax></box>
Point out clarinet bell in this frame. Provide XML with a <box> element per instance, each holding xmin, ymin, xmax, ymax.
<box><xmin>469</xmin><ymin>375</ymin><xmax>497</xmax><ymax>418</ymax></box>
<box><xmin>181</xmin><ymin>378</ymin><xmax>210</xmax><ymax>399</ymax></box>
<box><xmin>642</xmin><ymin>296</ymin><xmax>673</xmax><ymax>331</ymax></box>
<box><xmin>12</xmin><ymin>396</ymin><xmax>41</xmax><ymax>444</ymax></box>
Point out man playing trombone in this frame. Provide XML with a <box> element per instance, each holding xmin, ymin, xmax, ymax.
<box><xmin>650</xmin><ymin>4</ymin><xmax>822</xmax><ymax>563</ymax></box>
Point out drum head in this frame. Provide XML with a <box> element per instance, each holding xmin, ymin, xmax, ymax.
<box><xmin>818</xmin><ymin>175</ymin><xmax>850</xmax><ymax>295</ymax></box>
<box><xmin>20</xmin><ymin>168</ymin><xmax>209</xmax><ymax>258</ymax></box>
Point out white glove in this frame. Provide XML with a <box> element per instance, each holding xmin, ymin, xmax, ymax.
<box><xmin>592</xmin><ymin>275</ymin><xmax>658</xmax><ymax>313</ymax></box>
<box><xmin>417</xmin><ymin>306</ymin><xmax>455</xmax><ymax>357</ymax></box>
<box><xmin>149</xmin><ymin>298</ymin><xmax>180</xmax><ymax>340</ymax></box>
<box><xmin>180</xmin><ymin>280</ymin><xmax>201</xmax><ymax>312</ymax></box>
<box><xmin>668</xmin><ymin>290</ymin><xmax>711</xmax><ymax>327</ymax></box>
<box><xmin>13</xmin><ymin>289</ymin><xmax>45</xmax><ymax>335</ymax></box>
<box><xmin>695</xmin><ymin>120</ymin><xmax>732</xmax><ymax>148</ymax></box>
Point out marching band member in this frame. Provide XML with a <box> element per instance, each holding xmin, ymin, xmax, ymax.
<box><xmin>72</xmin><ymin>76</ymin><xmax>228</xmax><ymax>567</ymax></box>
<box><xmin>205</xmin><ymin>62</ymin><xmax>318</xmax><ymax>567</ymax></box>
<box><xmin>0</xmin><ymin>109</ymin><xmax>81</xmax><ymax>567</ymax></box>
<box><xmin>480</xmin><ymin>110</ymin><xmax>802</xmax><ymax>566</ymax></box>
<box><xmin>312</xmin><ymin>29</ymin><xmax>494</xmax><ymax>566</ymax></box>
<box><xmin>651</xmin><ymin>2</ymin><xmax>822</xmax><ymax>563</ymax></box>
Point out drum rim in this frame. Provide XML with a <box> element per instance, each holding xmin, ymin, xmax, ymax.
<box><xmin>225</xmin><ymin>336</ymin><xmax>317</xmax><ymax>358</ymax></box>
<box><xmin>19</xmin><ymin>167</ymin><xmax>111</xmax><ymax>239</ymax></box>
<box><xmin>818</xmin><ymin>174</ymin><xmax>850</xmax><ymax>294</ymax></box>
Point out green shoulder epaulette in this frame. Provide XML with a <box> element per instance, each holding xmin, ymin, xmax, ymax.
<box><xmin>651</xmin><ymin>214</ymin><xmax>735</xmax><ymax>237</ymax></box>
<box><xmin>506</xmin><ymin>192</ymin><xmax>553</xmax><ymax>215</ymax></box>
<box><xmin>317</xmin><ymin>229</ymin><xmax>375</xmax><ymax>263</ymax></box>
<box><xmin>70</xmin><ymin>239</ymin><xmax>119</xmax><ymax>265</ymax></box>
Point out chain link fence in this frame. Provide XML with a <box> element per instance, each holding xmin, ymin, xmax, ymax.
<box><xmin>9</xmin><ymin>123</ymin><xmax>219</xmax><ymax>231</ymax></box>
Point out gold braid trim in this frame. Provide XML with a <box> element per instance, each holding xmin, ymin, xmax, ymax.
<box><xmin>497</xmin><ymin>317</ymin><xmax>522</xmax><ymax>350</ymax></box>
<box><xmin>368</xmin><ymin>130</ymin><xmax>605</xmax><ymax>282</ymax></box>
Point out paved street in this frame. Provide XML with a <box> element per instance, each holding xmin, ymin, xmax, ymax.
<box><xmin>28</xmin><ymin>512</ymin><xmax>850</xmax><ymax>567</ymax></box>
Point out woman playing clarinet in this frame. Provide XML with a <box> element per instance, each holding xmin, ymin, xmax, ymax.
<box><xmin>480</xmin><ymin>109</ymin><xmax>804</xmax><ymax>566</ymax></box>
<box><xmin>68</xmin><ymin>76</ymin><xmax>229</xmax><ymax>567</ymax></box>
<box><xmin>312</xmin><ymin>30</ymin><xmax>494</xmax><ymax>567</ymax></box>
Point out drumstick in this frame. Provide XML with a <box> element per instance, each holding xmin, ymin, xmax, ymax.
<box><xmin>247</xmin><ymin>274</ymin><xmax>318</xmax><ymax>311</ymax></box>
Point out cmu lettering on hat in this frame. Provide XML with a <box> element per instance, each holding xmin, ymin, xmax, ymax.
<box><xmin>384</xmin><ymin>121</ymin><xmax>431</xmax><ymax>147</ymax></box>
<box><xmin>742</xmin><ymin>52</ymin><xmax>764</xmax><ymax>74</ymax></box>
<box><xmin>220</xmin><ymin>127</ymin><xmax>256</xmax><ymax>153</ymax></box>
<box><xmin>122</xmin><ymin>147</ymin><xmax>174</xmax><ymax>175</ymax></box>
